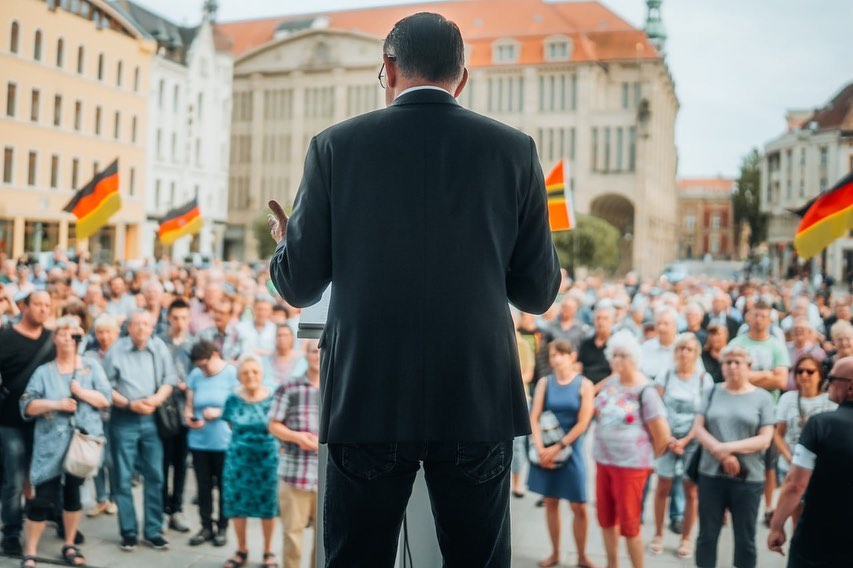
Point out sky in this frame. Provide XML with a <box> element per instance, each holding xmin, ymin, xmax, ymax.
<box><xmin>133</xmin><ymin>0</ymin><xmax>853</xmax><ymax>179</ymax></box>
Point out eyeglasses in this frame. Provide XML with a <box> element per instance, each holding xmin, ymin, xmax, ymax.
<box><xmin>676</xmin><ymin>346</ymin><xmax>695</xmax><ymax>352</ymax></box>
<box><xmin>795</xmin><ymin>368</ymin><xmax>817</xmax><ymax>376</ymax></box>
<box><xmin>826</xmin><ymin>375</ymin><xmax>853</xmax><ymax>384</ymax></box>
<box><xmin>378</xmin><ymin>55</ymin><xmax>397</xmax><ymax>89</ymax></box>
<box><xmin>722</xmin><ymin>359</ymin><xmax>745</xmax><ymax>367</ymax></box>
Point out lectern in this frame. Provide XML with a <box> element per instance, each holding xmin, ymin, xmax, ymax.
<box><xmin>297</xmin><ymin>285</ymin><xmax>441</xmax><ymax>567</ymax></box>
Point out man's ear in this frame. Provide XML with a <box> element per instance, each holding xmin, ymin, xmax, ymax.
<box><xmin>453</xmin><ymin>68</ymin><xmax>469</xmax><ymax>98</ymax></box>
<box><xmin>384</xmin><ymin>54</ymin><xmax>398</xmax><ymax>90</ymax></box>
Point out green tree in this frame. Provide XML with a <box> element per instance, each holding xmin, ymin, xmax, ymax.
<box><xmin>552</xmin><ymin>214</ymin><xmax>620</xmax><ymax>272</ymax></box>
<box><xmin>733</xmin><ymin>148</ymin><xmax>767</xmax><ymax>247</ymax></box>
<box><xmin>253</xmin><ymin>213</ymin><xmax>278</xmax><ymax>259</ymax></box>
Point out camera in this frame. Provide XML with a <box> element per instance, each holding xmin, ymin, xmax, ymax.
<box><xmin>71</xmin><ymin>333</ymin><xmax>83</xmax><ymax>343</ymax></box>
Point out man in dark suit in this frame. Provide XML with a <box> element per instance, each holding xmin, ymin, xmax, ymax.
<box><xmin>702</xmin><ymin>290</ymin><xmax>740</xmax><ymax>341</ymax></box>
<box><xmin>268</xmin><ymin>12</ymin><xmax>560</xmax><ymax>567</ymax></box>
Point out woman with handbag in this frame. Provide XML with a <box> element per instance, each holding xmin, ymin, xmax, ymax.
<box><xmin>593</xmin><ymin>331</ymin><xmax>670</xmax><ymax>568</ymax></box>
<box><xmin>527</xmin><ymin>339</ymin><xmax>595</xmax><ymax>568</ymax></box>
<box><xmin>648</xmin><ymin>332</ymin><xmax>714</xmax><ymax>559</ymax></box>
<box><xmin>693</xmin><ymin>344</ymin><xmax>775</xmax><ymax>568</ymax></box>
<box><xmin>18</xmin><ymin>316</ymin><xmax>111</xmax><ymax>568</ymax></box>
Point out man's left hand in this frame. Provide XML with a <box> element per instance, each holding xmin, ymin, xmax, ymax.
<box><xmin>768</xmin><ymin>527</ymin><xmax>787</xmax><ymax>555</ymax></box>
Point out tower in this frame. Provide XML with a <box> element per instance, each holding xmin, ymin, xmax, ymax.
<box><xmin>203</xmin><ymin>0</ymin><xmax>219</xmax><ymax>22</ymax></box>
<box><xmin>644</xmin><ymin>0</ymin><xmax>667</xmax><ymax>54</ymax></box>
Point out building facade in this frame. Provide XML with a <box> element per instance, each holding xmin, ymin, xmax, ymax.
<box><xmin>676</xmin><ymin>177</ymin><xmax>735</xmax><ymax>260</ymax></box>
<box><xmin>1</xmin><ymin>0</ymin><xmax>153</xmax><ymax>263</ymax></box>
<box><xmin>761</xmin><ymin>82</ymin><xmax>853</xmax><ymax>282</ymax></box>
<box><xmin>219</xmin><ymin>0</ymin><xmax>679</xmax><ymax>276</ymax></box>
<box><xmin>113</xmin><ymin>0</ymin><xmax>233</xmax><ymax>262</ymax></box>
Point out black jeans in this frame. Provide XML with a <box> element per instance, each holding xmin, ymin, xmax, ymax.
<box><xmin>696</xmin><ymin>474</ymin><xmax>763</xmax><ymax>568</ymax></box>
<box><xmin>191</xmin><ymin>450</ymin><xmax>226</xmax><ymax>531</ymax></box>
<box><xmin>325</xmin><ymin>440</ymin><xmax>512</xmax><ymax>568</ymax></box>
<box><xmin>26</xmin><ymin>474</ymin><xmax>84</xmax><ymax>522</ymax></box>
<box><xmin>162</xmin><ymin>431</ymin><xmax>189</xmax><ymax>515</ymax></box>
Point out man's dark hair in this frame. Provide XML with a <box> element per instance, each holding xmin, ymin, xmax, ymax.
<box><xmin>383</xmin><ymin>12</ymin><xmax>464</xmax><ymax>84</ymax></box>
<box><xmin>167</xmin><ymin>298</ymin><xmax>190</xmax><ymax>315</ymax></box>
<box><xmin>272</xmin><ymin>304</ymin><xmax>290</xmax><ymax>318</ymax></box>
<box><xmin>190</xmin><ymin>339</ymin><xmax>218</xmax><ymax>362</ymax></box>
<box><xmin>754</xmin><ymin>299</ymin><xmax>773</xmax><ymax>311</ymax></box>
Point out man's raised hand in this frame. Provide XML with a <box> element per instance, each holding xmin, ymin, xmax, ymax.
<box><xmin>268</xmin><ymin>200</ymin><xmax>289</xmax><ymax>244</ymax></box>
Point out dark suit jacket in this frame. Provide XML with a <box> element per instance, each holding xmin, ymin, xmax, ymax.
<box><xmin>271</xmin><ymin>88</ymin><xmax>560</xmax><ymax>443</ymax></box>
<box><xmin>702</xmin><ymin>312</ymin><xmax>740</xmax><ymax>343</ymax></box>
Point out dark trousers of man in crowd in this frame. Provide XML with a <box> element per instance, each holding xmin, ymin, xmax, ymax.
<box><xmin>161</xmin><ymin>429</ymin><xmax>189</xmax><ymax>518</ymax></box>
<box><xmin>696</xmin><ymin>475</ymin><xmax>763</xmax><ymax>568</ymax></box>
<box><xmin>0</xmin><ymin>426</ymin><xmax>33</xmax><ymax>549</ymax></box>
<box><xmin>325</xmin><ymin>441</ymin><xmax>512</xmax><ymax>567</ymax></box>
<box><xmin>191</xmin><ymin>450</ymin><xmax>227</xmax><ymax>534</ymax></box>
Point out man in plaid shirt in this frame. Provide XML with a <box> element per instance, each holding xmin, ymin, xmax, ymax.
<box><xmin>268</xmin><ymin>339</ymin><xmax>319</xmax><ymax>568</ymax></box>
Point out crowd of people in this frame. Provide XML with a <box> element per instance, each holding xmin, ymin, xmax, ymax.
<box><xmin>0</xmin><ymin>249</ymin><xmax>852</xmax><ymax>567</ymax></box>
<box><xmin>0</xmin><ymin>251</ymin><xmax>318</xmax><ymax>568</ymax></box>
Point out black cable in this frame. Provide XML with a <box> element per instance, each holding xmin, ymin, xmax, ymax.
<box><xmin>402</xmin><ymin>513</ymin><xmax>413</xmax><ymax>567</ymax></box>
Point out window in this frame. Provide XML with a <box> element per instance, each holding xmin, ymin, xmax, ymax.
<box><xmin>158</xmin><ymin>80</ymin><xmax>164</xmax><ymax>109</ymax></box>
<box><xmin>116</xmin><ymin>60</ymin><xmax>122</xmax><ymax>87</ymax></box>
<box><xmin>628</xmin><ymin>126</ymin><xmax>637</xmax><ymax>171</ymax></box>
<box><xmin>71</xmin><ymin>158</ymin><xmax>79</xmax><ymax>189</ymax></box>
<box><xmin>800</xmin><ymin>147</ymin><xmax>806</xmax><ymax>166</ymax></box>
<box><xmin>570</xmin><ymin>74</ymin><xmax>577</xmax><ymax>110</ymax></box>
<box><xmin>30</xmin><ymin>89</ymin><xmax>40</xmax><ymax>122</ymax></box>
<box><xmin>799</xmin><ymin>180</ymin><xmax>805</xmax><ymax>197</ymax></box>
<box><xmin>76</xmin><ymin>46</ymin><xmax>84</xmax><ymax>74</ymax></box>
<box><xmin>173</xmin><ymin>85</ymin><xmax>179</xmax><ymax>112</ymax></box>
<box><xmin>6</xmin><ymin>82</ymin><xmax>15</xmax><ymax>117</ymax></box>
<box><xmin>131</xmin><ymin>116</ymin><xmax>137</xmax><ymax>143</ymax></box>
<box><xmin>73</xmin><ymin>100</ymin><xmax>81</xmax><ymax>131</ymax></box>
<box><xmin>92</xmin><ymin>161</ymin><xmax>98</xmax><ymax>176</ymax></box>
<box><xmin>171</xmin><ymin>132</ymin><xmax>176</xmax><ymax>161</ymax></box>
<box><xmin>710</xmin><ymin>235</ymin><xmax>720</xmax><ymax>254</ymax></box>
<box><xmin>786</xmin><ymin>180</ymin><xmax>792</xmax><ymax>199</ymax></box>
<box><xmin>633</xmin><ymin>82</ymin><xmax>641</xmax><ymax>108</ymax></box>
<box><xmin>686</xmin><ymin>215</ymin><xmax>695</xmax><ymax>231</ymax></box>
<box><xmin>169</xmin><ymin>181</ymin><xmax>175</xmax><ymax>206</ymax></box>
<box><xmin>3</xmin><ymin>147</ymin><xmax>12</xmax><ymax>183</ymax></box>
<box><xmin>591</xmin><ymin>127</ymin><xmax>598</xmax><ymax>171</ymax></box>
<box><xmin>621</xmin><ymin>82</ymin><xmax>629</xmax><ymax>109</ymax></box>
<box><xmin>10</xmin><ymin>21</ymin><xmax>19</xmax><ymax>54</ymax></box>
<box><xmin>615</xmin><ymin>127</ymin><xmax>624</xmax><ymax>170</ymax></box>
<box><xmin>603</xmin><ymin>127</ymin><xmax>611</xmax><ymax>171</ymax></box>
<box><xmin>819</xmin><ymin>146</ymin><xmax>828</xmax><ymax>168</ymax></box>
<box><xmin>113</xmin><ymin>111</ymin><xmax>120</xmax><ymax>139</ymax></box>
<box><xmin>154</xmin><ymin>180</ymin><xmax>161</xmax><ymax>206</ymax></box>
<box><xmin>33</xmin><ymin>30</ymin><xmax>42</xmax><ymax>61</ymax></box>
<box><xmin>492</xmin><ymin>40</ymin><xmax>519</xmax><ymax>63</ymax></box>
<box><xmin>56</xmin><ymin>38</ymin><xmax>64</xmax><ymax>67</ymax></box>
<box><xmin>133</xmin><ymin>67</ymin><xmax>140</xmax><ymax>92</ymax></box>
<box><xmin>129</xmin><ymin>167</ymin><xmax>135</xmax><ymax>196</ymax></box>
<box><xmin>50</xmin><ymin>155</ymin><xmax>59</xmax><ymax>188</ymax></box>
<box><xmin>53</xmin><ymin>94</ymin><xmax>61</xmax><ymax>126</ymax></box>
<box><xmin>97</xmin><ymin>53</ymin><xmax>104</xmax><ymax>80</ymax></box>
<box><xmin>711</xmin><ymin>215</ymin><xmax>720</xmax><ymax>229</ymax></box>
<box><xmin>544</xmin><ymin>37</ymin><xmax>571</xmax><ymax>62</ymax></box>
<box><xmin>569</xmin><ymin>128</ymin><xmax>576</xmax><ymax>161</ymax></box>
<box><xmin>197</xmin><ymin>93</ymin><xmax>203</xmax><ymax>120</ymax></box>
<box><xmin>28</xmin><ymin>151</ymin><xmax>37</xmax><ymax>186</ymax></box>
<box><xmin>94</xmin><ymin>106</ymin><xmax>101</xmax><ymax>135</ymax></box>
<box><xmin>156</xmin><ymin>129</ymin><xmax>162</xmax><ymax>158</ymax></box>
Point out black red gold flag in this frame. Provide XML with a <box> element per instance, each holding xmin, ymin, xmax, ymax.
<box><xmin>62</xmin><ymin>159</ymin><xmax>121</xmax><ymax>239</ymax></box>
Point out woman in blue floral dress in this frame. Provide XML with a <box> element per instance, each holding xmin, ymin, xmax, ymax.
<box><xmin>222</xmin><ymin>354</ymin><xmax>279</xmax><ymax>568</ymax></box>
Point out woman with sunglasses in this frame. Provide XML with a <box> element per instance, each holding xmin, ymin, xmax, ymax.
<box><xmin>773</xmin><ymin>354</ymin><xmax>836</xmax><ymax>526</ymax></box>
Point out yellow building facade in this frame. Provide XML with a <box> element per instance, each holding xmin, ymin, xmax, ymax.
<box><xmin>0</xmin><ymin>0</ymin><xmax>153</xmax><ymax>263</ymax></box>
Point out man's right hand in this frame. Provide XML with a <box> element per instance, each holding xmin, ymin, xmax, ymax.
<box><xmin>56</xmin><ymin>398</ymin><xmax>77</xmax><ymax>413</ymax></box>
<box><xmin>268</xmin><ymin>200</ymin><xmax>289</xmax><ymax>244</ymax></box>
<box><xmin>130</xmin><ymin>400</ymin><xmax>156</xmax><ymax>415</ymax></box>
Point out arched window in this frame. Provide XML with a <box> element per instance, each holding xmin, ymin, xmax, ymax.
<box><xmin>97</xmin><ymin>53</ymin><xmax>104</xmax><ymax>80</ymax></box>
<box><xmin>77</xmin><ymin>46</ymin><xmax>84</xmax><ymax>74</ymax></box>
<box><xmin>33</xmin><ymin>30</ymin><xmax>42</xmax><ymax>61</ymax></box>
<box><xmin>56</xmin><ymin>38</ymin><xmax>64</xmax><ymax>68</ymax></box>
<box><xmin>10</xmin><ymin>21</ymin><xmax>19</xmax><ymax>54</ymax></box>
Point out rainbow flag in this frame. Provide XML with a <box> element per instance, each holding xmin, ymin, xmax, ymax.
<box><xmin>793</xmin><ymin>171</ymin><xmax>853</xmax><ymax>260</ymax></box>
<box><xmin>62</xmin><ymin>159</ymin><xmax>121</xmax><ymax>239</ymax></box>
<box><xmin>158</xmin><ymin>198</ymin><xmax>202</xmax><ymax>245</ymax></box>
<box><xmin>546</xmin><ymin>159</ymin><xmax>576</xmax><ymax>232</ymax></box>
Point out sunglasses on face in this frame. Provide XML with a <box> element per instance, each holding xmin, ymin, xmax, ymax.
<box><xmin>826</xmin><ymin>375</ymin><xmax>853</xmax><ymax>384</ymax></box>
<box><xmin>795</xmin><ymin>368</ymin><xmax>817</xmax><ymax>376</ymax></box>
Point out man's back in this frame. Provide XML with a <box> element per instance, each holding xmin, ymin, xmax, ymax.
<box><xmin>273</xmin><ymin>88</ymin><xmax>560</xmax><ymax>443</ymax></box>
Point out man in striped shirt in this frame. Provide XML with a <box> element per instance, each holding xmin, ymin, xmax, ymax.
<box><xmin>268</xmin><ymin>339</ymin><xmax>320</xmax><ymax>568</ymax></box>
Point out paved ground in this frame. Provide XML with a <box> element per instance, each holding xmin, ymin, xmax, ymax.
<box><xmin>0</xmin><ymin>456</ymin><xmax>791</xmax><ymax>568</ymax></box>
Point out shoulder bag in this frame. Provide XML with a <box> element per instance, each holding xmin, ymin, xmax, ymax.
<box><xmin>528</xmin><ymin>376</ymin><xmax>573</xmax><ymax>467</ymax></box>
<box><xmin>152</xmin><ymin>348</ymin><xmax>184</xmax><ymax>438</ymax></box>
<box><xmin>63</xmin><ymin>365</ymin><xmax>105</xmax><ymax>479</ymax></box>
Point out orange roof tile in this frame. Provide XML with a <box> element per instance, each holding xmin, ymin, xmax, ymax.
<box><xmin>677</xmin><ymin>178</ymin><xmax>735</xmax><ymax>194</ymax></box>
<box><xmin>218</xmin><ymin>0</ymin><xmax>660</xmax><ymax>65</ymax></box>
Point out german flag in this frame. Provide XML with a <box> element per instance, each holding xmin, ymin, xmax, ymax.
<box><xmin>158</xmin><ymin>197</ymin><xmax>202</xmax><ymax>245</ymax></box>
<box><xmin>793</xmin><ymin>171</ymin><xmax>853</xmax><ymax>260</ymax></box>
<box><xmin>62</xmin><ymin>159</ymin><xmax>121</xmax><ymax>240</ymax></box>
<box><xmin>546</xmin><ymin>159</ymin><xmax>576</xmax><ymax>232</ymax></box>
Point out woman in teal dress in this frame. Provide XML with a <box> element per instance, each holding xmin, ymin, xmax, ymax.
<box><xmin>222</xmin><ymin>355</ymin><xmax>279</xmax><ymax>568</ymax></box>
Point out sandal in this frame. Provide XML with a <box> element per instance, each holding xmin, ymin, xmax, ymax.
<box><xmin>677</xmin><ymin>539</ymin><xmax>694</xmax><ymax>559</ymax></box>
<box><xmin>20</xmin><ymin>556</ymin><xmax>37</xmax><ymax>568</ymax></box>
<box><xmin>61</xmin><ymin>545</ymin><xmax>86</xmax><ymax>566</ymax></box>
<box><xmin>647</xmin><ymin>535</ymin><xmax>664</xmax><ymax>555</ymax></box>
<box><xmin>262</xmin><ymin>552</ymin><xmax>279</xmax><ymax>568</ymax></box>
<box><xmin>223</xmin><ymin>550</ymin><xmax>248</xmax><ymax>568</ymax></box>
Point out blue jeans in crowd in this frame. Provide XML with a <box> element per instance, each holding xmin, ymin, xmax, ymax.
<box><xmin>109</xmin><ymin>411</ymin><xmax>165</xmax><ymax>540</ymax></box>
<box><xmin>94</xmin><ymin>427</ymin><xmax>113</xmax><ymax>504</ymax></box>
<box><xmin>696</xmin><ymin>474</ymin><xmax>763</xmax><ymax>568</ymax></box>
<box><xmin>325</xmin><ymin>440</ymin><xmax>513</xmax><ymax>567</ymax></box>
<box><xmin>0</xmin><ymin>426</ymin><xmax>33</xmax><ymax>541</ymax></box>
